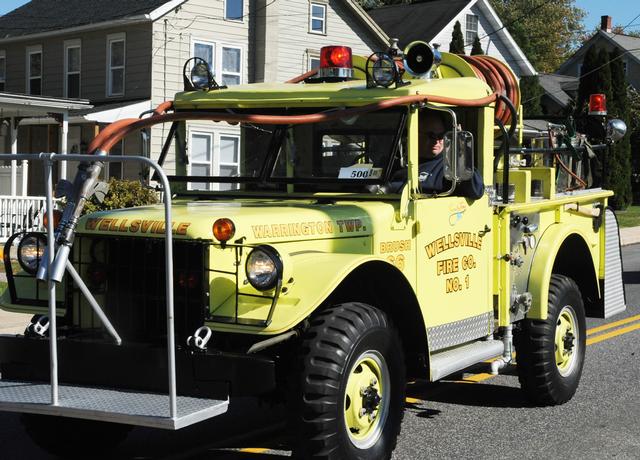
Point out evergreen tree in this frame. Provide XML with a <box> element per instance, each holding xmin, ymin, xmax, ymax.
<box><xmin>607</xmin><ymin>48</ymin><xmax>632</xmax><ymax>209</ymax></box>
<box><xmin>449</xmin><ymin>21</ymin><xmax>465</xmax><ymax>54</ymax></box>
<box><xmin>471</xmin><ymin>35</ymin><xmax>483</xmax><ymax>55</ymax></box>
<box><xmin>520</xmin><ymin>76</ymin><xmax>544</xmax><ymax>116</ymax></box>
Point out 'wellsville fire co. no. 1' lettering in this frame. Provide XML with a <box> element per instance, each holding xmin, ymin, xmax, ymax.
<box><xmin>425</xmin><ymin>232</ymin><xmax>483</xmax><ymax>259</ymax></box>
<box><xmin>85</xmin><ymin>218</ymin><xmax>191</xmax><ymax>235</ymax></box>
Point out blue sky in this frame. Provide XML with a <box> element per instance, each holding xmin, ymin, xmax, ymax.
<box><xmin>0</xmin><ymin>0</ymin><xmax>638</xmax><ymax>32</ymax></box>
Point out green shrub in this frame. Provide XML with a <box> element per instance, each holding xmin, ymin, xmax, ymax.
<box><xmin>83</xmin><ymin>179</ymin><xmax>159</xmax><ymax>215</ymax></box>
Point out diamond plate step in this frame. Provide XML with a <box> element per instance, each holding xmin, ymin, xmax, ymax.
<box><xmin>0</xmin><ymin>380</ymin><xmax>228</xmax><ymax>430</ymax></box>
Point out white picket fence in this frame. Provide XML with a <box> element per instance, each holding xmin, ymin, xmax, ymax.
<box><xmin>0</xmin><ymin>195</ymin><xmax>46</xmax><ymax>241</ymax></box>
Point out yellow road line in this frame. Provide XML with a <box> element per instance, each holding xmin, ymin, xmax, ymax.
<box><xmin>239</xmin><ymin>447</ymin><xmax>270</xmax><ymax>453</ymax></box>
<box><xmin>586</xmin><ymin>322</ymin><xmax>640</xmax><ymax>345</ymax></box>
<box><xmin>586</xmin><ymin>314</ymin><xmax>640</xmax><ymax>336</ymax></box>
<box><xmin>405</xmin><ymin>397</ymin><xmax>421</xmax><ymax>404</ymax></box>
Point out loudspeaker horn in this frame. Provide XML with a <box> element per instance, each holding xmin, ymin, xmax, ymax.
<box><xmin>403</xmin><ymin>41</ymin><xmax>441</xmax><ymax>77</ymax></box>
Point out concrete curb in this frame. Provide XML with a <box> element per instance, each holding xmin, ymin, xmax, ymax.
<box><xmin>619</xmin><ymin>227</ymin><xmax>640</xmax><ymax>246</ymax></box>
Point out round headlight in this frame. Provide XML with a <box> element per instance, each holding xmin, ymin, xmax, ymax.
<box><xmin>18</xmin><ymin>233</ymin><xmax>47</xmax><ymax>275</ymax></box>
<box><xmin>245</xmin><ymin>246</ymin><xmax>282</xmax><ymax>291</ymax></box>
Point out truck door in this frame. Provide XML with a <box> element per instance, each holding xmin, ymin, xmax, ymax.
<box><xmin>413</xmin><ymin>108</ymin><xmax>494</xmax><ymax>353</ymax></box>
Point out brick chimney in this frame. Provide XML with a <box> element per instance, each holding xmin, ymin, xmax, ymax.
<box><xmin>601</xmin><ymin>15</ymin><xmax>612</xmax><ymax>33</ymax></box>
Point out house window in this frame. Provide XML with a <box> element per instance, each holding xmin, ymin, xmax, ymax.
<box><xmin>64</xmin><ymin>40</ymin><xmax>81</xmax><ymax>98</ymax></box>
<box><xmin>623</xmin><ymin>60</ymin><xmax>628</xmax><ymax>75</ymax></box>
<box><xmin>27</xmin><ymin>45</ymin><xmax>42</xmax><ymax>95</ymax></box>
<box><xmin>190</xmin><ymin>132</ymin><xmax>213</xmax><ymax>191</ymax></box>
<box><xmin>225</xmin><ymin>0</ymin><xmax>243</xmax><ymax>21</ymax></box>
<box><xmin>189</xmin><ymin>132</ymin><xmax>241</xmax><ymax>191</ymax></box>
<box><xmin>194</xmin><ymin>40</ymin><xmax>215</xmax><ymax>69</ymax></box>
<box><xmin>310</xmin><ymin>3</ymin><xmax>326</xmax><ymax>35</ymax></box>
<box><xmin>222</xmin><ymin>46</ymin><xmax>241</xmax><ymax>85</ymax></box>
<box><xmin>308</xmin><ymin>54</ymin><xmax>320</xmax><ymax>71</ymax></box>
<box><xmin>0</xmin><ymin>51</ymin><xmax>5</xmax><ymax>91</ymax></box>
<box><xmin>107</xmin><ymin>33</ymin><xmax>125</xmax><ymax>97</ymax></box>
<box><xmin>465</xmin><ymin>14</ymin><xmax>479</xmax><ymax>45</ymax></box>
<box><xmin>219</xmin><ymin>135</ymin><xmax>240</xmax><ymax>191</ymax></box>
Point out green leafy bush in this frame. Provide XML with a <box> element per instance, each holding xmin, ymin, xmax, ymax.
<box><xmin>83</xmin><ymin>179</ymin><xmax>159</xmax><ymax>215</ymax></box>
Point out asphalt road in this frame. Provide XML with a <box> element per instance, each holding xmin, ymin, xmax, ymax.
<box><xmin>1</xmin><ymin>246</ymin><xmax>640</xmax><ymax>459</ymax></box>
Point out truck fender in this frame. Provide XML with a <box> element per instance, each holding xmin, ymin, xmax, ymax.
<box><xmin>527</xmin><ymin>224</ymin><xmax>598</xmax><ymax>320</ymax></box>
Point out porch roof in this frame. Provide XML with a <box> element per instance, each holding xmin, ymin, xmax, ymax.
<box><xmin>0</xmin><ymin>92</ymin><xmax>92</xmax><ymax>118</ymax></box>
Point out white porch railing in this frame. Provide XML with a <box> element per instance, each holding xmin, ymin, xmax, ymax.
<box><xmin>0</xmin><ymin>195</ymin><xmax>46</xmax><ymax>240</ymax></box>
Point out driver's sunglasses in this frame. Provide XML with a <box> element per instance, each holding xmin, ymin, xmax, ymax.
<box><xmin>426</xmin><ymin>131</ymin><xmax>445</xmax><ymax>141</ymax></box>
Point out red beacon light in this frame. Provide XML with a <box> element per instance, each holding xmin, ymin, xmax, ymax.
<box><xmin>589</xmin><ymin>93</ymin><xmax>607</xmax><ymax>116</ymax></box>
<box><xmin>318</xmin><ymin>46</ymin><xmax>353</xmax><ymax>80</ymax></box>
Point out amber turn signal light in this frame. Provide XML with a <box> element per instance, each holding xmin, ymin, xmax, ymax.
<box><xmin>212</xmin><ymin>218</ymin><xmax>235</xmax><ymax>242</ymax></box>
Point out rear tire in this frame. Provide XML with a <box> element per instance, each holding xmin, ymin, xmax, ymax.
<box><xmin>21</xmin><ymin>414</ymin><xmax>131</xmax><ymax>458</ymax></box>
<box><xmin>289</xmin><ymin>302</ymin><xmax>405</xmax><ymax>459</ymax></box>
<box><xmin>515</xmin><ymin>274</ymin><xmax>586</xmax><ymax>405</ymax></box>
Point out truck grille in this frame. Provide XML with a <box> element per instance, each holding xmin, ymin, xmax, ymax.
<box><xmin>68</xmin><ymin>236</ymin><xmax>207</xmax><ymax>344</ymax></box>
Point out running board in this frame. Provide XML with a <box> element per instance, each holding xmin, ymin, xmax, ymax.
<box><xmin>430</xmin><ymin>340</ymin><xmax>504</xmax><ymax>381</ymax></box>
<box><xmin>0</xmin><ymin>380</ymin><xmax>228</xmax><ymax>430</ymax></box>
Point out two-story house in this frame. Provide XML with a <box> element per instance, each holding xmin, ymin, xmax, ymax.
<box><xmin>0</xmin><ymin>0</ymin><xmax>388</xmax><ymax>236</ymax></box>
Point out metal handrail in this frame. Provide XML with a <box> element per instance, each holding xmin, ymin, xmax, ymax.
<box><xmin>0</xmin><ymin>153</ymin><xmax>177</xmax><ymax>419</ymax></box>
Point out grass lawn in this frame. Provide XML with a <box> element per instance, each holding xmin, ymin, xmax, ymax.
<box><xmin>615</xmin><ymin>206</ymin><xmax>640</xmax><ymax>228</ymax></box>
<box><xmin>0</xmin><ymin>281</ymin><xmax>6</xmax><ymax>292</ymax></box>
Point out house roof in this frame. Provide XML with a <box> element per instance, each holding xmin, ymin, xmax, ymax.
<box><xmin>558</xmin><ymin>30</ymin><xmax>640</xmax><ymax>74</ymax></box>
<box><xmin>368</xmin><ymin>0</ymin><xmax>470</xmax><ymax>47</ymax></box>
<box><xmin>0</xmin><ymin>0</ymin><xmax>185</xmax><ymax>40</ymax></box>
<box><xmin>538</xmin><ymin>73</ymin><xmax>578</xmax><ymax>108</ymax></box>
<box><xmin>368</xmin><ymin>0</ymin><xmax>536</xmax><ymax>76</ymax></box>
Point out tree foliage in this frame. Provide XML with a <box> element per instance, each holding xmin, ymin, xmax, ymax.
<box><xmin>449</xmin><ymin>21</ymin><xmax>465</xmax><ymax>54</ymax></box>
<box><xmin>489</xmin><ymin>0</ymin><xmax>585</xmax><ymax>72</ymax></box>
<box><xmin>83</xmin><ymin>179</ymin><xmax>160</xmax><ymax>215</ymax></box>
<box><xmin>471</xmin><ymin>35</ymin><xmax>483</xmax><ymax>55</ymax></box>
<box><xmin>520</xmin><ymin>76</ymin><xmax>544</xmax><ymax>116</ymax></box>
<box><xmin>575</xmin><ymin>46</ymin><xmax>632</xmax><ymax>209</ymax></box>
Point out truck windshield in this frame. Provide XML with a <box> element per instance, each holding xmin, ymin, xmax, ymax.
<box><xmin>177</xmin><ymin>108</ymin><xmax>406</xmax><ymax>193</ymax></box>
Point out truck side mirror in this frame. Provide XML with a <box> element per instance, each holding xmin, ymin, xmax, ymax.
<box><xmin>443</xmin><ymin>130</ymin><xmax>474</xmax><ymax>182</ymax></box>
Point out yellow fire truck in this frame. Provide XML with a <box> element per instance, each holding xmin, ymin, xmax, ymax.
<box><xmin>0</xmin><ymin>42</ymin><xmax>627</xmax><ymax>459</ymax></box>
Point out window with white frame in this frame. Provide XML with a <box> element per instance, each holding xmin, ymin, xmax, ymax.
<box><xmin>27</xmin><ymin>45</ymin><xmax>42</xmax><ymax>95</ymax></box>
<box><xmin>225</xmin><ymin>0</ymin><xmax>243</xmax><ymax>21</ymax></box>
<box><xmin>64</xmin><ymin>39</ymin><xmax>81</xmax><ymax>98</ymax></box>
<box><xmin>107</xmin><ymin>33</ymin><xmax>125</xmax><ymax>97</ymax></box>
<box><xmin>309</xmin><ymin>3</ymin><xmax>326</xmax><ymax>34</ymax></box>
<box><xmin>222</xmin><ymin>46</ymin><xmax>241</xmax><ymax>85</ymax></box>
<box><xmin>189</xmin><ymin>131</ymin><xmax>241</xmax><ymax>191</ymax></box>
<box><xmin>465</xmin><ymin>14</ymin><xmax>479</xmax><ymax>46</ymax></box>
<box><xmin>0</xmin><ymin>51</ymin><xmax>5</xmax><ymax>91</ymax></box>
<box><xmin>190</xmin><ymin>132</ymin><xmax>213</xmax><ymax>191</ymax></box>
<box><xmin>308</xmin><ymin>53</ymin><xmax>320</xmax><ymax>71</ymax></box>
<box><xmin>219</xmin><ymin>135</ymin><xmax>240</xmax><ymax>190</ymax></box>
<box><xmin>194</xmin><ymin>40</ymin><xmax>215</xmax><ymax>70</ymax></box>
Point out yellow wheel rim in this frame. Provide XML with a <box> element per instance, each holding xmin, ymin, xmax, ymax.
<box><xmin>343</xmin><ymin>350</ymin><xmax>390</xmax><ymax>449</ymax></box>
<box><xmin>555</xmin><ymin>305</ymin><xmax>578</xmax><ymax>376</ymax></box>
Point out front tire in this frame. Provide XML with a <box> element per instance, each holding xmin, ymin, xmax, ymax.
<box><xmin>515</xmin><ymin>274</ymin><xmax>586</xmax><ymax>405</ymax></box>
<box><xmin>290</xmin><ymin>302</ymin><xmax>405</xmax><ymax>459</ymax></box>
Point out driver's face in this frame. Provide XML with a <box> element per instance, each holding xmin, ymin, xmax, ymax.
<box><xmin>420</xmin><ymin>116</ymin><xmax>445</xmax><ymax>160</ymax></box>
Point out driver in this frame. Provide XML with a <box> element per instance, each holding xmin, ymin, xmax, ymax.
<box><xmin>416</xmin><ymin>110</ymin><xmax>484</xmax><ymax>199</ymax></box>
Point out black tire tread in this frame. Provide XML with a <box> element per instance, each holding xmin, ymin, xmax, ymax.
<box><xmin>515</xmin><ymin>274</ymin><xmax>586</xmax><ymax>406</ymax></box>
<box><xmin>291</xmin><ymin>302</ymin><xmax>405</xmax><ymax>459</ymax></box>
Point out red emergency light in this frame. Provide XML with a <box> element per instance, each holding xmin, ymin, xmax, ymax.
<box><xmin>318</xmin><ymin>46</ymin><xmax>353</xmax><ymax>80</ymax></box>
<box><xmin>589</xmin><ymin>93</ymin><xmax>607</xmax><ymax>116</ymax></box>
